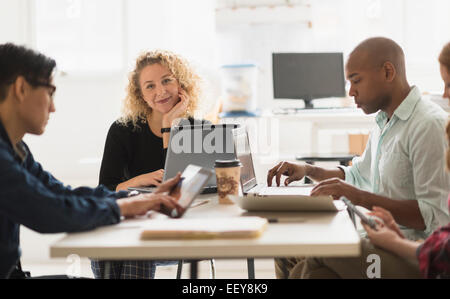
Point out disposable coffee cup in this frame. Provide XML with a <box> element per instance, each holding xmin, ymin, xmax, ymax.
<box><xmin>214</xmin><ymin>159</ymin><xmax>241</xmax><ymax>204</ymax></box>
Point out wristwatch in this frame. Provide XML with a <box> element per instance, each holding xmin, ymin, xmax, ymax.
<box><xmin>161</xmin><ymin>127</ymin><xmax>171</xmax><ymax>134</ymax></box>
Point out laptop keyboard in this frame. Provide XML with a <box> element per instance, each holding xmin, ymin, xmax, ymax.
<box><xmin>201</xmin><ymin>186</ymin><xmax>217</xmax><ymax>194</ymax></box>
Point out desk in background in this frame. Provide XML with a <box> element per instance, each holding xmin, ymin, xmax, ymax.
<box><xmin>220</xmin><ymin>109</ymin><xmax>374</xmax><ymax>164</ymax></box>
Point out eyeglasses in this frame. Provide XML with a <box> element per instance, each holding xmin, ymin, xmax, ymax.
<box><xmin>4</xmin><ymin>77</ymin><xmax>57</xmax><ymax>99</ymax></box>
<box><xmin>28</xmin><ymin>80</ymin><xmax>57</xmax><ymax>99</ymax></box>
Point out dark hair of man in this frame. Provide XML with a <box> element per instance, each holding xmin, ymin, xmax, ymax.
<box><xmin>439</xmin><ymin>42</ymin><xmax>450</xmax><ymax>71</ymax></box>
<box><xmin>0</xmin><ymin>43</ymin><xmax>56</xmax><ymax>102</ymax></box>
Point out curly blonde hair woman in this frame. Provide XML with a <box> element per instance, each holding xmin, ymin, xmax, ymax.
<box><xmin>92</xmin><ymin>50</ymin><xmax>206</xmax><ymax>279</ymax></box>
<box><xmin>101</xmin><ymin>50</ymin><xmax>204</xmax><ymax>192</ymax></box>
<box><xmin>120</xmin><ymin>50</ymin><xmax>201</xmax><ymax>129</ymax></box>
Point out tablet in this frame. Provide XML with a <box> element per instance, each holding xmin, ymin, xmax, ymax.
<box><xmin>159</xmin><ymin>165</ymin><xmax>214</xmax><ymax>218</ymax></box>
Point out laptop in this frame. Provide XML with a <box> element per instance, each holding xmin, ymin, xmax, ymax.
<box><xmin>159</xmin><ymin>164</ymin><xmax>214</xmax><ymax>218</ymax></box>
<box><xmin>232</xmin><ymin>127</ymin><xmax>338</xmax><ymax>211</ymax></box>
<box><xmin>163</xmin><ymin>123</ymin><xmax>239</xmax><ymax>193</ymax></box>
<box><xmin>128</xmin><ymin>124</ymin><xmax>239</xmax><ymax>194</ymax></box>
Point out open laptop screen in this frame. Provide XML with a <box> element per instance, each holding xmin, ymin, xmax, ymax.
<box><xmin>233</xmin><ymin>128</ymin><xmax>258</xmax><ymax>194</ymax></box>
<box><xmin>164</xmin><ymin>124</ymin><xmax>238</xmax><ymax>188</ymax></box>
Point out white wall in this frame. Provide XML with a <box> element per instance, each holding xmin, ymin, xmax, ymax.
<box><xmin>0</xmin><ymin>0</ymin><xmax>32</xmax><ymax>45</ymax></box>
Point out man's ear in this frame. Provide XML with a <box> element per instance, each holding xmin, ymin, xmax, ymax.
<box><xmin>383</xmin><ymin>62</ymin><xmax>396</xmax><ymax>83</ymax></box>
<box><xmin>13</xmin><ymin>76</ymin><xmax>28</xmax><ymax>103</ymax></box>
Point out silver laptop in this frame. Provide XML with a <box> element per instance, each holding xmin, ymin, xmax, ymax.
<box><xmin>128</xmin><ymin>124</ymin><xmax>239</xmax><ymax>194</ymax></box>
<box><xmin>163</xmin><ymin>124</ymin><xmax>239</xmax><ymax>192</ymax></box>
<box><xmin>232</xmin><ymin>127</ymin><xmax>338</xmax><ymax>211</ymax></box>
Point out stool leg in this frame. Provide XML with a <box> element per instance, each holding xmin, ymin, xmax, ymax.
<box><xmin>176</xmin><ymin>260</ymin><xmax>183</xmax><ymax>279</ymax></box>
<box><xmin>209</xmin><ymin>259</ymin><xmax>216</xmax><ymax>279</ymax></box>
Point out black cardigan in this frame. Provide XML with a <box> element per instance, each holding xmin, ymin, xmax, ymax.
<box><xmin>99</xmin><ymin>118</ymin><xmax>207</xmax><ymax>191</ymax></box>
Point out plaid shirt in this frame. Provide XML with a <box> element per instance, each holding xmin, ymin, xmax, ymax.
<box><xmin>91</xmin><ymin>260</ymin><xmax>179</xmax><ymax>279</ymax></box>
<box><xmin>417</xmin><ymin>195</ymin><xmax>450</xmax><ymax>279</ymax></box>
<box><xmin>417</xmin><ymin>223</ymin><xmax>450</xmax><ymax>279</ymax></box>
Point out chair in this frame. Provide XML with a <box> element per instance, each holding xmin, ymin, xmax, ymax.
<box><xmin>175</xmin><ymin>258</ymin><xmax>256</xmax><ymax>279</ymax></box>
<box><xmin>176</xmin><ymin>259</ymin><xmax>216</xmax><ymax>279</ymax></box>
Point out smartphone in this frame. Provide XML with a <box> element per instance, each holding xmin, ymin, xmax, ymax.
<box><xmin>340</xmin><ymin>197</ymin><xmax>378</xmax><ymax>231</ymax></box>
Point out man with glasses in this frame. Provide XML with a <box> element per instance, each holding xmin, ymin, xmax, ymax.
<box><xmin>0</xmin><ymin>43</ymin><xmax>182</xmax><ymax>279</ymax></box>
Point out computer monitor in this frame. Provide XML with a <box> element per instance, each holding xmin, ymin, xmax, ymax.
<box><xmin>272</xmin><ymin>52</ymin><xmax>346</xmax><ymax>109</ymax></box>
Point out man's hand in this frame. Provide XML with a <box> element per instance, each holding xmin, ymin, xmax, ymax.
<box><xmin>310</xmin><ymin>178</ymin><xmax>363</xmax><ymax>203</ymax></box>
<box><xmin>117</xmin><ymin>173</ymin><xmax>183</xmax><ymax>218</ymax></box>
<box><xmin>154</xmin><ymin>172</ymin><xmax>182</xmax><ymax>194</ymax></box>
<box><xmin>267</xmin><ymin>161</ymin><xmax>307</xmax><ymax>187</ymax></box>
<box><xmin>117</xmin><ymin>193</ymin><xmax>181</xmax><ymax>218</ymax></box>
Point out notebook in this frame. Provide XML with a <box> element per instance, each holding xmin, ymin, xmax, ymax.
<box><xmin>140</xmin><ymin>217</ymin><xmax>268</xmax><ymax>240</ymax></box>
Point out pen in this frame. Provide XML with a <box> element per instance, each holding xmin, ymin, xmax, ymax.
<box><xmin>268</xmin><ymin>217</ymin><xmax>305</xmax><ymax>223</ymax></box>
<box><xmin>190</xmin><ymin>199</ymin><xmax>209</xmax><ymax>208</ymax></box>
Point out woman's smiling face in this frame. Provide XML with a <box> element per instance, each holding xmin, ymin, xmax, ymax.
<box><xmin>139</xmin><ymin>63</ymin><xmax>180</xmax><ymax>114</ymax></box>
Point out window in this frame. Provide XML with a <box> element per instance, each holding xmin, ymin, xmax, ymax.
<box><xmin>34</xmin><ymin>0</ymin><xmax>124</xmax><ymax>72</ymax></box>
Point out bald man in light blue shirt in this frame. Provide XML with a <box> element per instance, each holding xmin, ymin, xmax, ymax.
<box><xmin>269</xmin><ymin>37</ymin><xmax>450</xmax><ymax>278</ymax></box>
<box><xmin>340</xmin><ymin>84</ymin><xmax>449</xmax><ymax>240</ymax></box>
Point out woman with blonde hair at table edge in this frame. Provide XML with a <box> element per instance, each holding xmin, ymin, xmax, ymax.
<box><xmin>92</xmin><ymin>50</ymin><xmax>208</xmax><ymax>279</ymax></box>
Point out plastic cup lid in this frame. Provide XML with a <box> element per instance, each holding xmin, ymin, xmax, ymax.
<box><xmin>214</xmin><ymin>159</ymin><xmax>241</xmax><ymax>168</ymax></box>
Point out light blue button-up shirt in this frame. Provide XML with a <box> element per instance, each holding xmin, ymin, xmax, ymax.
<box><xmin>341</xmin><ymin>86</ymin><xmax>450</xmax><ymax>240</ymax></box>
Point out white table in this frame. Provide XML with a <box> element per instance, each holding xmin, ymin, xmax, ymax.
<box><xmin>50</xmin><ymin>195</ymin><xmax>360</xmax><ymax>278</ymax></box>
